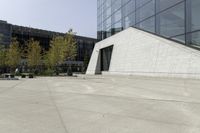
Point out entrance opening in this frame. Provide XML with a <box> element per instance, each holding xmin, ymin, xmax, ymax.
<box><xmin>100</xmin><ymin>45</ymin><xmax>113</xmax><ymax>71</ymax></box>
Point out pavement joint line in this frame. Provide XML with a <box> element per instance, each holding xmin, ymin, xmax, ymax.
<box><xmin>80</xmin><ymin>81</ymin><xmax>197</xmax><ymax>91</ymax></box>
<box><xmin>46</xmin><ymin>80</ymin><xmax>69</xmax><ymax>133</ymax></box>
<box><xmin>0</xmin><ymin>85</ymin><xmax>51</xmax><ymax>93</ymax></box>
<box><xmin>59</xmin><ymin>106</ymin><xmax>200</xmax><ymax>128</ymax></box>
<box><xmin>0</xmin><ymin>80</ymin><xmax>25</xmax><ymax>94</ymax></box>
<box><xmin>90</xmin><ymin>80</ymin><xmax>194</xmax><ymax>87</ymax></box>
<box><xmin>0</xmin><ymin>96</ymin><xmax>54</xmax><ymax>107</ymax></box>
<box><xmin>54</xmin><ymin>91</ymin><xmax>200</xmax><ymax>105</ymax></box>
<box><xmin>48</xmin><ymin>80</ymin><xmax>190</xmax><ymax>90</ymax></box>
<box><xmin>81</xmin><ymin>75</ymin><xmax>200</xmax><ymax>81</ymax></box>
<box><xmin>1</xmin><ymin>77</ymin><xmax>200</xmax><ymax>132</ymax></box>
<box><xmin>80</xmin><ymin>76</ymin><xmax>198</xmax><ymax>84</ymax></box>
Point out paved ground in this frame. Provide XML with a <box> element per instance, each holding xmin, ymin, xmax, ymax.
<box><xmin>0</xmin><ymin>75</ymin><xmax>200</xmax><ymax>133</ymax></box>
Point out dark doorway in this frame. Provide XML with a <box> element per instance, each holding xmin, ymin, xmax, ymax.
<box><xmin>100</xmin><ymin>45</ymin><xmax>113</xmax><ymax>71</ymax></box>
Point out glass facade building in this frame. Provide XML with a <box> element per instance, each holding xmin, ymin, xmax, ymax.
<box><xmin>97</xmin><ymin>0</ymin><xmax>200</xmax><ymax>47</ymax></box>
<box><xmin>0</xmin><ymin>20</ymin><xmax>12</xmax><ymax>46</ymax></box>
<box><xmin>0</xmin><ymin>21</ymin><xmax>96</xmax><ymax>62</ymax></box>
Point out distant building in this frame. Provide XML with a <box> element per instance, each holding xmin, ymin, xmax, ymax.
<box><xmin>0</xmin><ymin>20</ymin><xmax>97</xmax><ymax>66</ymax></box>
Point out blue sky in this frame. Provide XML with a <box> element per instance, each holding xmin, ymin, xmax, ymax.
<box><xmin>0</xmin><ymin>0</ymin><xmax>97</xmax><ymax>38</ymax></box>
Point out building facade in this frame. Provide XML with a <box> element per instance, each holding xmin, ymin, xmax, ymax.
<box><xmin>0</xmin><ymin>20</ymin><xmax>12</xmax><ymax>46</ymax></box>
<box><xmin>97</xmin><ymin>0</ymin><xmax>200</xmax><ymax>47</ymax></box>
<box><xmin>86</xmin><ymin>0</ymin><xmax>200</xmax><ymax>78</ymax></box>
<box><xmin>0</xmin><ymin>20</ymin><xmax>96</xmax><ymax>63</ymax></box>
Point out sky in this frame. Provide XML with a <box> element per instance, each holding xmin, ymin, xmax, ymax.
<box><xmin>0</xmin><ymin>0</ymin><xmax>97</xmax><ymax>38</ymax></box>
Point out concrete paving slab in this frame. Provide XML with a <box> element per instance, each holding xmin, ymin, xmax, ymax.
<box><xmin>0</xmin><ymin>75</ymin><xmax>200</xmax><ymax>133</ymax></box>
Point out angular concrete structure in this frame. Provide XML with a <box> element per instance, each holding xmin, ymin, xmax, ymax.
<box><xmin>87</xmin><ymin>27</ymin><xmax>200</xmax><ymax>79</ymax></box>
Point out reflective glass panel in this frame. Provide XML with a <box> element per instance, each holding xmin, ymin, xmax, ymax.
<box><xmin>158</xmin><ymin>3</ymin><xmax>185</xmax><ymax>37</ymax></box>
<box><xmin>137</xmin><ymin>17</ymin><xmax>155</xmax><ymax>33</ymax></box>
<box><xmin>191</xmin><ymin>0</ymin><xmax>200</xmax><ymax>31</ymax></box>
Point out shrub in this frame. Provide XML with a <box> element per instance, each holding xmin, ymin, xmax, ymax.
<box><xmin>21</xmin><ymin>74</ymin><xmax>26</xmax><ymax>78</ymax></box>
<box><xmin>10</xmin><ymin>74</ymin><xmax>15</xmax><ymax>78</ymax></box>
<box><xmin>29</xmin><ymin>74</ymin><xmax>34</xmax><ymax>78</ymax></box>
<box><xmin>39</xmin><ymin>69</ymin><xmax>54</xmax><ymax>76</ymax></box>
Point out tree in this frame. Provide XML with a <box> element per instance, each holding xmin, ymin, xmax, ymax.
<box><xmin>26</xmin><ymin>39</ymin><xmax>42</xmax><ymax>72</ymax></box>
<box><xmin>0</xmin><ymin>35</ymin><xmax>6</xmax><ymax>68</ymax></box>
<box><xmin>0</xmin><ymin>45</ymin><xmax>6</xmax><ymax>73</ymax></box>
<box><xmin>46</xmin><ymin>36</ymin><xmax>66</xmax><ymax>70</ymax></box>
<box><xmin>6</xmin><ymin>38</ymin><xmax>21</xmax><ymax>73</ymax></box>
<box><xmin>45</xmin><ymin>29</ymin><xmax>77</xmax><ymax>74</ymax></box>
<box><xmin>0</xmin><ymin>45</ymin><xmax>6</xmax><ymax>66</ymax></box>
<box><xmin>0</xmin><ymin>34</ymin><xmax>3</xmax><ymax>40</ymax></box>
<box><xmin>65</xmin><ymin>29</ymin><xmax>77</xmax><ymax>60</ymax></box>
<box><xmin>0</xmin><ymin>34</ymin><xmax>6</xmax><ymax>74</ymax></box>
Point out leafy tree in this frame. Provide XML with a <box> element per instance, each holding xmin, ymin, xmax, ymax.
<box><xmin>0</xmin><ymin>34</ymin><xmax>6</xmax><ymax>74</ymax></box>
<box><xmin>26</xmin><ymin>39</ymin><xmax>42</xmax><ymax>72</ymax></box>
<box><xmin>0</xmin><ymin>34</ymin><xmax>3</xmax><ymax>40</ymax></box>
<box><xmin>45</xmin><ymin>29</ymin><xmax>77</xmax><ymax>74</ymax></box>
<box><xmin>0</xmin><ymin>35</ymin><xmax>6</xmax><ymax>68</ymax></box>
<box><xmin>6</xmin><ymin>38</ymin><xmax>21</xmax><ymax>73</ymax></box>
<box><xmin>0</xmin><ymin>45</ymin><xmax>6</xmax><ymax>72</ymax></box>
<box><xmin>65</xmin><ymin>29</ymin><xmax>77</xmax><ymax>60</ymax></box>
<box><xmin>46</xmin><ymin>36</ymin><xmax>66</xmax><ymax>69</ymax></box>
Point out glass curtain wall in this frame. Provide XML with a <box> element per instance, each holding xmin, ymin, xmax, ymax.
<box><xmin>97</xmin><ymin>0</ymin><xmax>200</xmax><ymax>47</ymax></box>
<box><xmin>0</xmin><ymin>21</ymin><xmax>12</xmax><ymax>47</ymax></box>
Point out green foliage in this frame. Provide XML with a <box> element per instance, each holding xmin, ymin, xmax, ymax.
<box><xmin>0</xmin><ymin>45</ymin><xmax>6</xmax><ymax>68</ymax></box>
<box><xmin>46</xmin><ymin>36</ymin><xmax>66</xmax><ymax>69</ymax></box>
<box><xmin>39</xmin><ymin>68</ymin><xmax>54</xmax><ymax>76</ymax></box>
<box><xmin>0</xmin><ymin>34</ymin><xmax>3</xmax><ymax>40</ymax></box>
<box><xmin>6</xmin><ymin>38</ymin><xmax>21</xmax><ymax>71</ymax></box>
<box><xmin>0</xmin><ymin>35</ymin><xmax>6</xmax><ymax>68</ymax></box>
<box><xmin>26</xmin><ymin>39</ymin><xmax>42</xmax><ymax>69</ymax></box>
<box><xmin>65</xmin><ymin>29</ymin><xmax>77</xmax><ymax>60</ymax></box>
<box><xmin>45</xmin><ymin>29</ymin><xmax>77</xmax><ymax>70</ymax></box>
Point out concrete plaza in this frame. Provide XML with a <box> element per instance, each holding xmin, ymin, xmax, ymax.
<box><xmin>0</xmin><ymin>75</ymin><xmax>200</xmax><ymax>133</ymax></box>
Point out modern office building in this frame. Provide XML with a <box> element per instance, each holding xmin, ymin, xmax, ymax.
<box><xmin>87</xmin><ymin>0</ymin><xmax>200</xmax><ymax>78</ymax></box>
<box><xmin>97</xmin><ymin>0</ymin><xmax>200</xmax><ymax>47</ymax></box>
<box><xmin>0</xmin><ymin>20</ymin><xmax>97</xmax><ymax>71</ymax></box>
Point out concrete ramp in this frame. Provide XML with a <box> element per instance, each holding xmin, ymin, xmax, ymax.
<box><xmin>87</xmin><ymin>27</ymin><xmax>200</xmax><ymax>79</ymax></box>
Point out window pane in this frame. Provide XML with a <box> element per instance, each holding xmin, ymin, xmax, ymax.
<box><xmin>191</xmin><ymin>0</ymin><xmax>200</xmax><ymax>31</ymax></box>
<box><xmin>112</xmin><ymin>21</ymin><xmax>122</xmax><ymax>34</ymax></box>
<box><xmin>191</xmin><ymin>31</ymin><xmax>200</xmax><ymax>46</ymax></box>
<box><xmin>136</xmin><ymin>0</ymin><xmax>152</xmax><ymax>9</ymax></box>
<box><xmin>124</xmin><ymin>13</ymin><xmax>135</xmax><ymax>29</ymax></box>
<box><xmin>158</xmin><ymin>3</ymin><xmax>185</xmax><ymax>37</ymax></box>
<box><xmin>112</xmin><ymin>10</ymin><xmax>122</xmax><ymax>23</ymax></box>
<box><xmin>112</xmin><ymin>0</ymin><xmax>121</xmax><ymax>13</ymax></box>
<box><xmin>104</xmin><ymin>17</ymin><xmax>111</xmax><ymax>29</ymax></box>
<box><xmin>106</xmin><ymin>28</ymin><xmax>112</xmax><ymax>38</ymax></box>
<box><xmin>156</xmin><ymin>0</ymin><xmax>184</xmax><ymax>12</ymax></box>
<box><xmin>171</xmin><ymin>35</ymin><xmax>185</xmax><ymax>43</ymax></box>
<box><xmin>122</xmin><ymin>0</ymin><xmax>131</xmax><ymax>6</ymax></box>
<box><xmin>136</xmin><ymin>0</ymin><xmax>155</xmax><ymax>23</ymax></box>
<box><xmin>123</xmin><ymin>0</ymin><xmax>135</xmax><ymax>17</ymax></box>
<box><xmin>137</xmin><ymin>17</ymin><xmax>155</xmax><ymax>33</ymax></box>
